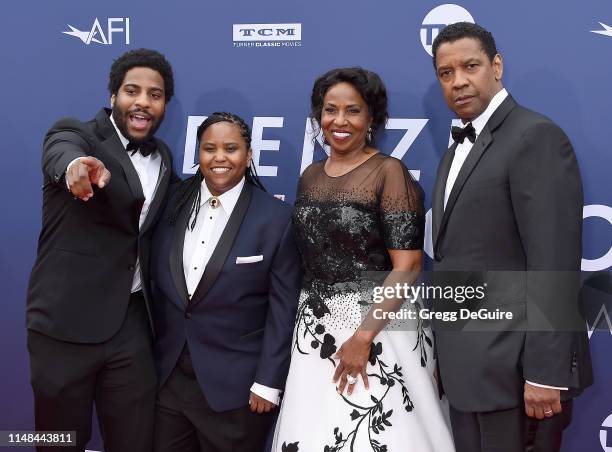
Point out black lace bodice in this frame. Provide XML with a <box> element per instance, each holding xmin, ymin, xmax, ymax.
<box><xmin>293</xmin><ymin>153</ymin><xmax>425</xmax><ymax>285</ymax></box>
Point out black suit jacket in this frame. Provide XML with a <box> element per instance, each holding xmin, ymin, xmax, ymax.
<box><xmin>431</xmin><ymin>95</ymin><xmax>593</xmax><ymax>412</ymax></box>
<box><xmin>27</xmin><ymin>108</ymin><xmax>175</xmax><ymax>343</ymax></box>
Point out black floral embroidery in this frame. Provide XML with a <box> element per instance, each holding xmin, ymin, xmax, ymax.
<box><xmin>293</xmin><ymin>291</ymin><xmax>337</xmax><ymax>364</ymax></box>
<box><xmin>320</xmin><ymin>341</ymin><xmax>416</xmax><ymax>452</ymax></box>
<box><xmin>281</xmin><ymin>442</ymin><xmax>299</xmax><ymax>452</ymax></box>
<box><xmin>414</xmin><ymin>314</ymin><xmax>433</xmax><ymax>368</ymax></box>
<box><xmin>307</xmin><ymin>292</ymin><xmax>331</xmax><ymax>319</ymax></box>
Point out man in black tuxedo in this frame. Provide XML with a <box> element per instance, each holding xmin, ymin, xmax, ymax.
<box><xmin>26</xmin><ymin>49</ymin><xmax>176</xmax><ymax>451</ymax></box>
<box><xmin>430</xmin><ymin>23</ymin><xmax>592</xmax><ymax>452</ymax></box>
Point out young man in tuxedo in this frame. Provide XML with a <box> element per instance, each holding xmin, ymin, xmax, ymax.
<box><xmin>430</xmin><ymin>23</ymin><xmax>592</xmax><ymax>452</ymax></box>
<box><xmin>26</xmin><ymin>48</ymin><xmax>177</xmax><ymax>451</ymax></box>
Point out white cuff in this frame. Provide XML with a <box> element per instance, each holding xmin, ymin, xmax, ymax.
<box><xmin>525</xmin><ymin>380</ymin><xmax>568</xmax><ymax>391</ymax></box>
<box><xmin>65</xmin><ymin>157</ymin><xmax>85</xmax><ymax>188</ymax></box>
<box><xmin>250</xmin><ymin>382</ymin><xmax>281</xmax><ymax>405</ymax></box>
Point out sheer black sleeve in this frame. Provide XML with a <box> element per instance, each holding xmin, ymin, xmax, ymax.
<box><xmin>378</xmin><ymin>158</ymin><xmax>425</xmax><ymax>250</ymax></box>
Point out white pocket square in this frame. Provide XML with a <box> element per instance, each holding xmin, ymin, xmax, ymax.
<box><xmin>236</xmin><ymin>255</ymin><xmax>263</xmax><ymax>264</ymax></box>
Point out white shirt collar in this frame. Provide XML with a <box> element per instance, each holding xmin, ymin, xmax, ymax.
<box><xmin>109</xmin><ymin>112</ymin><xmax>130</xmax><ymax>149</ymax></box>
<box><xmin>200</xmin><ymin>176</ymin><xmax>245</xmax><ymax>214</ymax></box>
<box><xmin>470</xmin><ymin>88</ymin><xmax>508</xmax><ymax>135</ymax></box>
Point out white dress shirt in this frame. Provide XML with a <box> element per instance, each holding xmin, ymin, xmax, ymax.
<box><xmin>183</xmin><ymin>177</ymin><xmax>282</xmax><ymax>405</ymax></box>
<box><xmin>66</xmin><ymin>114</ymin><xmax>162</xmax><ymax>293</ymax></box>
<box><xmin>183</xmin><ymin>177</ymin><xmax>245</xmax><ymax>296</ymax></box>
<box><xmin>443</xmin><ymin>88</ymin><xmax>567</xmax><ymax>392</ymax></box>
<box><xmin>444</xmin><ymin>88</ymin><xmax>508</xmax><ymax>209</ymax></box>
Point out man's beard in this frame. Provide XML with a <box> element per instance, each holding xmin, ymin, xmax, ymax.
<box><xmin>111</xmin><ymin>103</ymin><xmax>164</xmax><ymax>143</ymax></box>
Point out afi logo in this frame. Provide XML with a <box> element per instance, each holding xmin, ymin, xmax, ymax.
<box><xmin>420</xmin><ymin>4</ymin><xmax>474</xmax><ymax>56</ymax></box>
<box><xmin>233</xmin><ymin>23</ymin><xmax>301</xmax><ymax>42</ymax></box>
<box><xmin>591</xmin><ymin>22</ymin><xmax>612</xmax><ymax>38</ymax></box>
<box><xmin>62</xmin><ymin>18</ymin><xmax>130</xmax><ymax>45</ymax></box>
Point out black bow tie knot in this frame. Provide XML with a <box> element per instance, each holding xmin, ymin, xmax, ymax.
<box><xmin>126</xmin><ymin>139</ymin><xmax>156</xmax><ymax>157</ymax></box>
<box><xmin>451</xmin><ymin>122</ymin><xmax>476</xmax><ymax>144</ymax></box>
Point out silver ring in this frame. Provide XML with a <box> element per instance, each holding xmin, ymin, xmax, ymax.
<box><xmin>346</xmin><ymin>374</ymin><xmax>358</xmax><ymax>385</ymax></box>
<box><xmin>544</xmin><ymin>409</ymin><xmax>553</xmax><ymax>415</ymax></box>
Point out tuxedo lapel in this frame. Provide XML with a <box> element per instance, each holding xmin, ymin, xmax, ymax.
<box><xmin>436</xmin><ymin>128</ymin><xmax>492</xmax><ymax>247</ymax></box>
<box><xmin>432</xmin><ymin>144</ymin><xmax>456</xmax><ymax>247</ymax></box>
<box><xmin>435</xmin><ymin>96</ymin><xmax>517</xmax><ymax>253</ymax></box>
<box><xmin>94</xmin><ymin>109</ymin><xmax>144</xmax><ymax>202</ymax></box>
<box><xmin>140</xmin><ymin>143</ymin><xmax>171</xmax><ymax>234</ymax></box>
<box><xmin>169</xmin><ymin>191</ymin><xmax>192</xmax><ymax>305</ymax></box>
<box><xmin>189</xmin><ymin>183</ymin><xmax>253</xmax><ymax>308</ymax></box>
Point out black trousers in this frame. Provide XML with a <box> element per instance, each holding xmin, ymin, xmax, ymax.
<box><xmin>449</xmin><ymin>401</ymin><xmax>573</xmax><ymax>452</ymax></box>
<box><xmin>27</xmin><ymin>291</ymin><xmax>156</xmax><ymax>452</ymax></box>
<box><xmin>154</xmin><ymin>350</ymin><xmax>275</xmax><ymax>452</ymax></box>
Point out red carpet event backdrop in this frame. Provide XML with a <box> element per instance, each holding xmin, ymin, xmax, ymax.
<box><xmin>1</xmin><ymin>1</ymin><xmax>611</xmax><ymax>450</ymax></box>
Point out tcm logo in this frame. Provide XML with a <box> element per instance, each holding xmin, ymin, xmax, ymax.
<box><xmin>601</xmin><ymin>413</ymin><xmax>612</xmax><ymax>451</ymax></box>
<box><xmin>420</xmin><ymin>4</ymin><xmax>474</xmax><ymax>56</ymax></box>
<box><xmin>233</xmin><ymin>23</ymin><xmax>301</xmax><ymax>48</ymax></box>
<box><xmin>62</xmin><ymin>18</ymin><xmax>130</xmax><ymax>45</ymax></box>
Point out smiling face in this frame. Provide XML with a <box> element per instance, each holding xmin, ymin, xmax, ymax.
<box><xmin>435</xmin><ymin>37</ymin><xmax>503</xmax><ymax>122</ymax></box>
<box><xmin>111</xmin><ymin>66</ymin><xmax>166</xmax><ymax>142</ymax></box>
<box><xmin>199</xmin><ymin>121</ymin><xmax>252</xmax><ymax>196</ymax></box>
<box><xmin>320</xmin><ymin>82</ymin><xmax>372</xmax><ymax>155</ymax></box>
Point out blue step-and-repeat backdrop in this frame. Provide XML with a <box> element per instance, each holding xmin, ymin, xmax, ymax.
<box><xmin>1</xmin><ymin>1</ymin><xmax>611</xmax><ymax>450</ymax></box>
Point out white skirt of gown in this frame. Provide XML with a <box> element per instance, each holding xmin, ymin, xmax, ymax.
<box><xmin>272</xmin><ymin>288</ymin><xmax>455</xmax><ymax>452</ymax></box>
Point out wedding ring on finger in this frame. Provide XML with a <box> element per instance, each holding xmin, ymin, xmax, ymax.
<box><xmin>544</xmin><ymin>409</ymin><xmax>553</xmax><ymax>416</ymax></box>
<box><xmin>346</xmin><ymin>374</ymin><xmax>358</xmax><ymax>385</ymax></box>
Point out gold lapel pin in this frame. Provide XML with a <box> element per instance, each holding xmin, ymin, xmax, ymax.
<box><xmin>209</xmin><ymin>196</ymin><xmax>220</xmax><ymax>209</ymax></box>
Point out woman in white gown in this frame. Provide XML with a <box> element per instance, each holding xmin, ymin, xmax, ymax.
<box><xmin>272</xmin><ymin>67</ymin><xmax>455</xmax><ymax>452</ymax></box>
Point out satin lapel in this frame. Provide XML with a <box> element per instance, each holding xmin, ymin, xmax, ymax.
<box><xmin>436</xmin><ymin>128</ymin><xmax>492</xmax><ymax>249</ymax></box>
<box><xmin>169</xmin><ymin>192</ymin><xmax>192</xmax><ymax>306</ymax></box>
<box><xmin>189</xmin><ymin>183</ymin><xmax>253</xmax><ymax>308</ymax></box>
<box><xmin>432</xmin><ymin>145</ymin><xmax>456</xmax><ymax>249</ymax></box>
<box><xmin>95</xmin><ymin>109</ymin><xmax>144</xmax><ymax>201</ymax></box>
<box><xmin>435</xmin><ymin>95</ymin><xmax>517</xmax><ymax>250</ymax></box>
<box><xmin>140</xmin><ymin>142</ymin><xmax>171</xmax><ymax>234</ymax></box>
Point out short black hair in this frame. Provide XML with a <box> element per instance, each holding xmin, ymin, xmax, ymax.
<box><xmin>310</xmin><ymin>67</ymin><xmax>388</xmax><ymax>146</ymax></box>
<box><xmin>432</xmin><ymin>22</ymin><xmax>498</xmax><ymax>69</ymax></box>
<box><xmin>108</xmin><ymin>48</ymin><xmax>174</xmax><ymax>102</ymax></box>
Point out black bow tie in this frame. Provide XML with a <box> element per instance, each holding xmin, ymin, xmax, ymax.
<box><xmin>451</xmin><ymin>122</ymin><xmax>476</xmax><ymax>144</ymax></box>
<box><xmin>126</xmin><ymin>139</ymin><xmax>156</xmax><ymax>157</ymax></box>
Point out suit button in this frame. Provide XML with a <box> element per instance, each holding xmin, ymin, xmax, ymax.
<box><xmin>127</xmin><ymin>264</ymin><xmax>135</xmax><ymax>271</ymax></box>
<box><xmin>185</xmin><ymin>312</ymin><xmax>192</xmax><ymax>320</ymax></box>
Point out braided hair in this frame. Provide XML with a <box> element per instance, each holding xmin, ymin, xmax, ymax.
<box><xmin>169</xmin><ymin>112</ymin><xmax>266</xmax><ymax>229</ymax></box>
